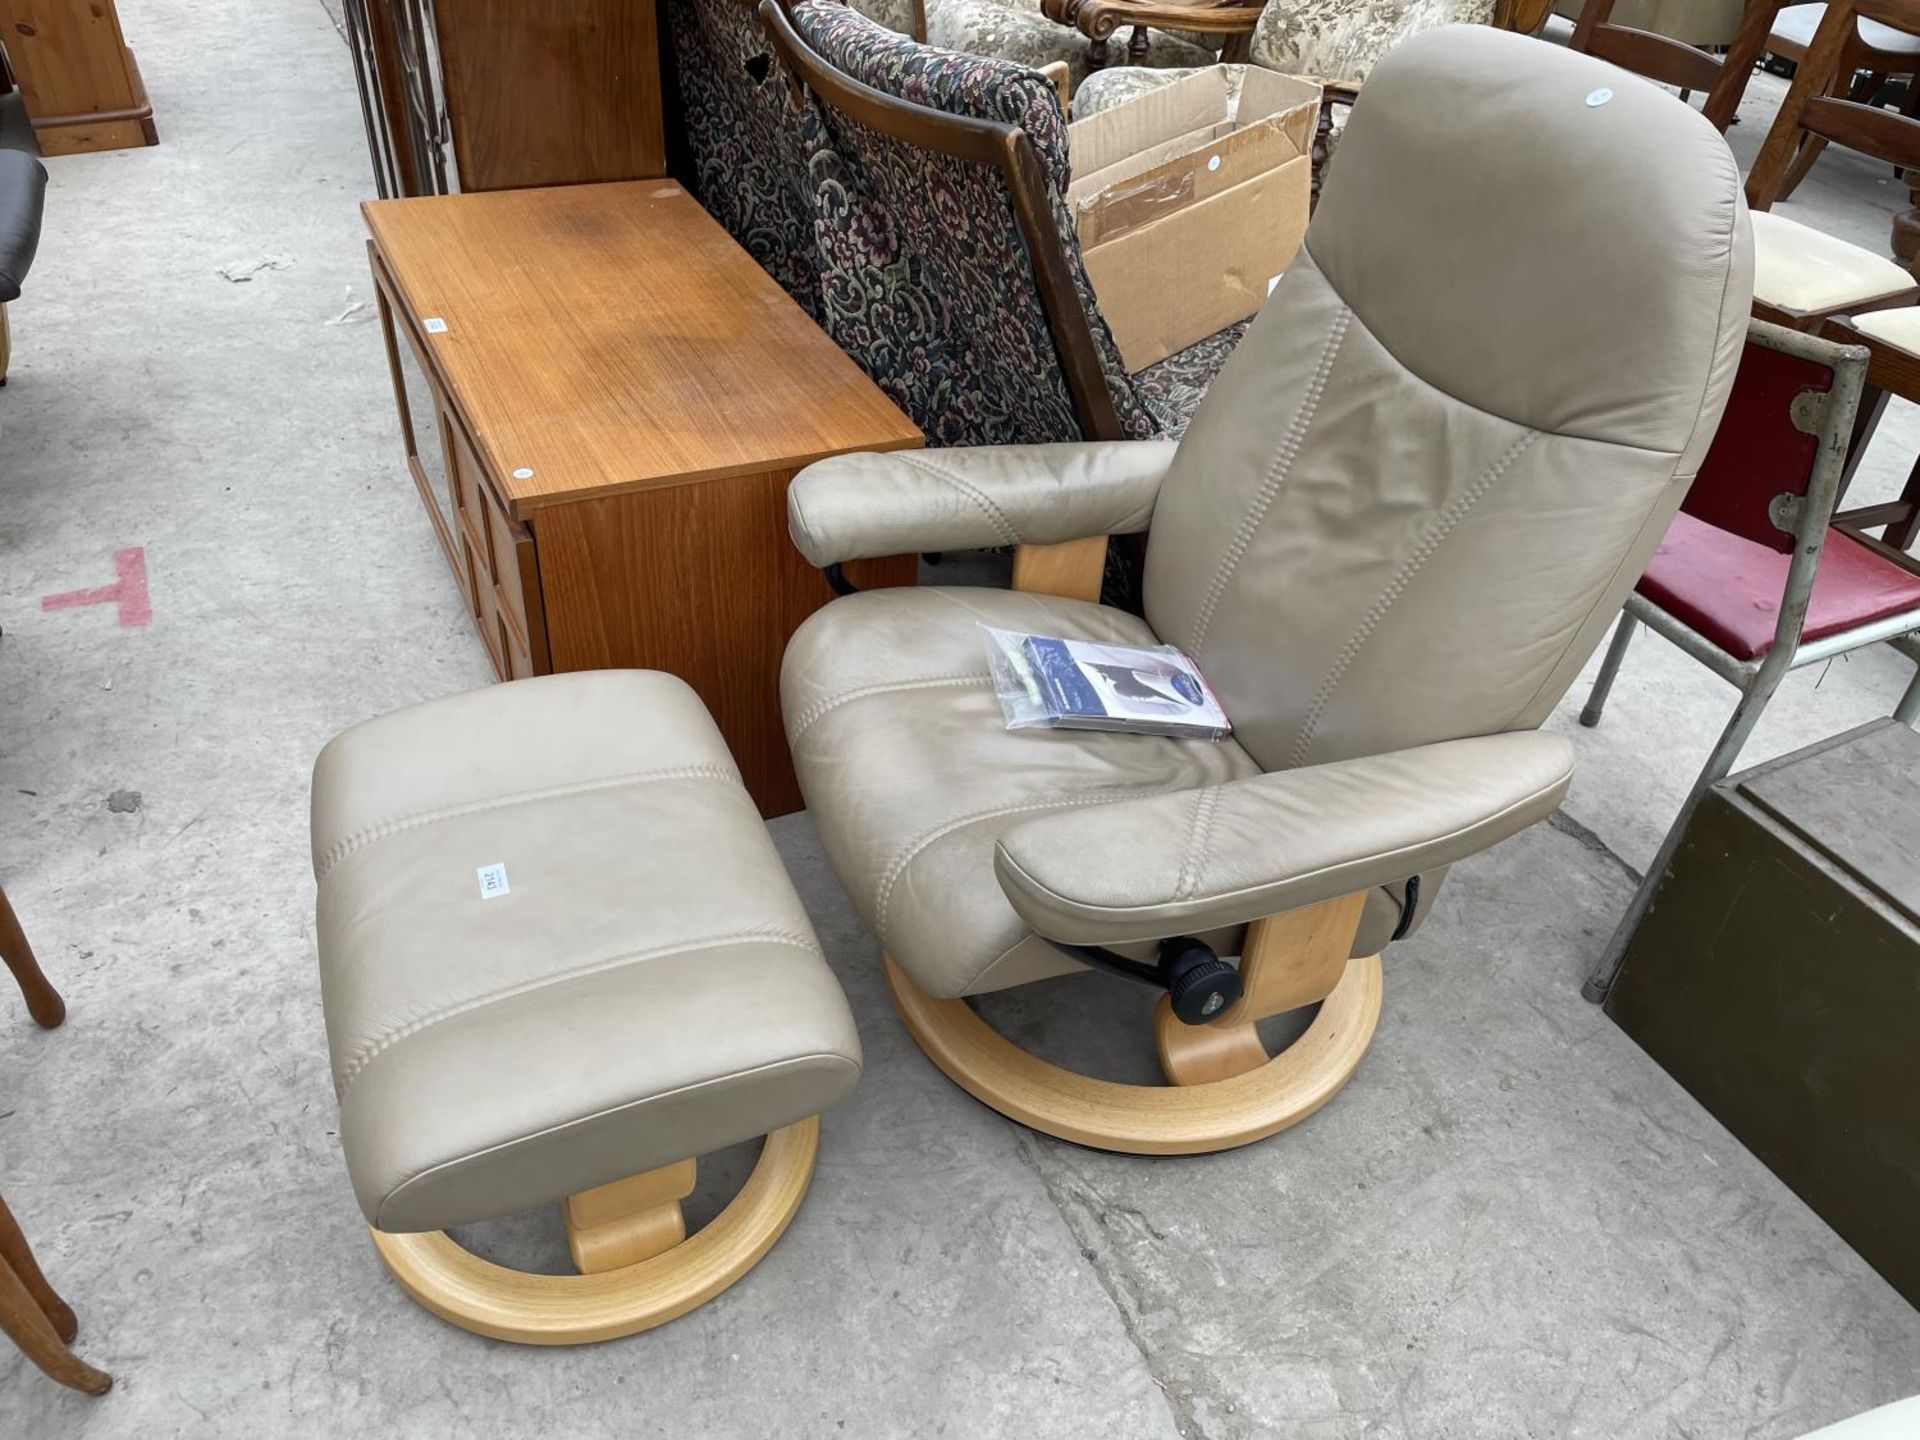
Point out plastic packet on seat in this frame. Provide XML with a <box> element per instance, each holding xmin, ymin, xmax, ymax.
<box><xmin>979</xmin><ymin>625</ymin><xmax>1231</xmax><ymax>740</ymax></box>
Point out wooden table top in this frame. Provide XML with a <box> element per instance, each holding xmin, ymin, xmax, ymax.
<box><xmin>363</xmin><ymin>180</ymin><xmax>920</xmax><ymax>517</ymax></box>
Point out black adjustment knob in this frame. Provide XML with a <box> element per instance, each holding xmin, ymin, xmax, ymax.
<box><xmin>1161</xmin><ymin>938</ymin><xmax>1244</xmax><ymax>1026</ymax></box>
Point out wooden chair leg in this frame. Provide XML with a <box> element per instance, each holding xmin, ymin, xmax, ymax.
<box><xmin>0</xmin><ymin>884</ymin><xmax>66</xmax><ymax>1029</ymax></box>
<box><xmin>1887</xmin><ymin>452</ymin><xmax>1920</xmax><ymax>550</ymax></box>
<box><xmin>0</xmin><ymin>1194</ymin><xmax>77</xmax><ymax>1342</ymax></box>
<box><xmin>0</xmin><ymin>1197</ymin><xmax>109</xmax><ymax>1396</ymax></box>
<box><xmin>0</xmin><ymin>1261</ymin><xmax>110</xmax><ymax>1395</ymax></box>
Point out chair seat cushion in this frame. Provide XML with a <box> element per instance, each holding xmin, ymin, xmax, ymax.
<box><xmin>0</xmin><ymin>148</ymin><xmax>47</xmax><ymax>304</ymax></box>
<box><xmin>1771</xmin><ymin>2</ymin><xmax>1920</xmax><ymax>57</ymax></box>
<box><xmin>311</xmin><ymin>671</ymin><xmax>861</xmax><ymax>1234</ymax></box>
<box><xmin>1132</xmin><ymin>320</ymin><xmax>1251</xmax><ymax>438</ymax></box>
<box><xmin>1851</xmin><ymin>302</ymin><xmax>1920</xmax><ymax>352</ymax></box>
<box><xmin>1637</xmin><ymin>511</ymin><xmax>1920</xmax><ymax>660</ymax></box>
<box><xmin>783</xmin><ymin>587</ymin><xmax>1264</xmax><ymax>997</ymax></box>
<box><xmin>1751</xmin><ymin>211</ymin><xmax>1916</xmax><ymax>315</ymax></box>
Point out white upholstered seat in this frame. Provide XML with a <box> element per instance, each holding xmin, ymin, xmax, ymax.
<box><xmin>1851</xmin><ymin>301</ymin><xmax>1920</xmax><ymax>350</ymax></box>
<box><xmin>1771</xmin><ymin>1</ymin><xmax>1920</xmax><ymax>56</ymax></box>
<box><xmin>1751</xmin><ymin>210</ymin><xmax>1916</xmax><ymax>314</ymax></box>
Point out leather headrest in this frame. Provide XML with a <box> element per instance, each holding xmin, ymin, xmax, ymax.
<box><xmin>1306</xmin><ymin>25</ymin><xmax>1752</xmax><ymax>464</ymax></box>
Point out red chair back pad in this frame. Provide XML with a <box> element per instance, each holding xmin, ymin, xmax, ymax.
<box><xmin>1682</xmin><ymin>339</ymin><xmax>1833</xmax><ymax>555</ymax></box>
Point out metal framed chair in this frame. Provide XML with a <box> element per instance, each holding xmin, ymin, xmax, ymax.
<box><xmin>1580</xmin><ymin>322</ymin><xmax>1920</xmax><ymax>1002</ymax></box>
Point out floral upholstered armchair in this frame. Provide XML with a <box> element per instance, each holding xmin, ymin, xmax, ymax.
<box><xmin>849</xmin><ymin>0</ymin><xmax>1220</xmax><ymax>83</ymax></box>
<box><xmin>663</xmin><ymin>0</ymin><xmax>826</xmax><ymax>316</ymax></box>
<box><xmin>775</xmin><ymin>0</ymin><xmax>1247</xmax><ymax>448</ymax></box>
<box><xmin>1076</xmin><ymin>0</ymin><xmax>1507</xmax><ymax>166</ymax></box>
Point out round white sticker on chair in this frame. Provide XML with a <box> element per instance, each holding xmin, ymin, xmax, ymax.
<box><xmin>1586</xmin><ymin>87</ymin><xmax>1613</xmax><ymax>107</ymax></box>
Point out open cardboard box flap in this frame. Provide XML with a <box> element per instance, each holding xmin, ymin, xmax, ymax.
<box><xmin>1066</xmin><ymin>67</ymin><xmax>1320</xmax><ymax>373</ymax></box>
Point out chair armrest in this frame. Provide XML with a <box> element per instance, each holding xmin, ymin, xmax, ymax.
<box><xmin>994</xmin><ymin>731</ymin><xmax>1574</xmax><ymax>946</ymax></box>
<box><xmin>0</xmin><ymin>150</ymin><xmax>48</xmax><ymax>304</ymax></box>
<box><xmin>786</xmin><ymin>441</ymin><xmax>1174</xmax><ymax>568</ymax></box>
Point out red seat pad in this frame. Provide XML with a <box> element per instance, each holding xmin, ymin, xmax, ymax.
<box><xmin>1638</xmin><ymin>512</ymin><xmax>1920</xmax><ymax>661</ymax></box>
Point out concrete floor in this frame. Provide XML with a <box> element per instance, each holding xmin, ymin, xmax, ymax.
<box><xmin>0</xmin><ymin>2</ymin><xmax>1916</xmax><ymax>1435</ymax></box>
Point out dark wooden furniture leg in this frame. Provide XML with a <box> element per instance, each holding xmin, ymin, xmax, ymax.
<box><xmin>0</xmin><ymin>1196</ymin><xmax>109</xmax><ymax>1395</ymax></box>
<box><xmin>0</xmin><ymin>884</ymin><xmax>65</xmax><ymax>1029</ymax></box>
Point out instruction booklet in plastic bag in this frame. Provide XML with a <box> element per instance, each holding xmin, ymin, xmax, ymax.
<box><xmin>981</xmin><ymin>626</ymin><xmax>1231</xmax><ymax>740</ymax></box>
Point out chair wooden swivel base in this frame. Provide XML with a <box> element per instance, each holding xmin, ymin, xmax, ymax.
<box><xmin>890</xmin><ymin>861</ymin><xmax>1383</xmax><ymax>1154</ymax></box>
<box><xmin>370</xmin><ymin>1121</ymin><xmax>820</xmax><ymax>1346</ymax></box>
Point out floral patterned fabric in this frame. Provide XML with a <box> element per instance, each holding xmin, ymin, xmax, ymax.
<box><xmin>1133</xmin><ymin>320</ymin><xmax>1249</xmax><ymax>438</ymax></box>
<box><xmin>847</xmin><ymin>0</ymin><xmax>921</xmax><ymax>35</ymax></box>
<box><xmin>1254</xmin><ymin>0</ymin><xmax>1496</xmax><ymax>84</ymax></box>
<box><xmin>1074</xmin><ymin>0</ymin><xmax>1497</xmax><ymax>114</ymax></box>
<box><xmin>664</xmin><ymin>0</ymin><xmax>823</xmax><ymax>316</ymax></box>
<box><xmin>1073</xmin><ymin>62</ymin><xmax>1225</xmax><ymax>117</ymax></box>
<box><xmin>791</xmin><ymin>0</ymin><xmax>1162</xmax><ymax>446</ymax></box>
<box><xmin>926</xmin><ymin>0</ymin><xmax>1216</xmax><ymax>87</ymax></box>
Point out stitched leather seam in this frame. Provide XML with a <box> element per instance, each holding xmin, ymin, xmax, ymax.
<box><xmin>789</xmin><ymin>673</ymin><xmax>991</xmax><ymax>740</ymax></box>
<box><xmin>1174</xmin><ymin>787</ymin><xmax>1219</xmax><ymax>901</ymax></box>
<box><xmin>1286</xmin><ymin>431</ymin><xmax>1540</xmax><ymax>768</ymax></box>
<box><xmin>335</xmin><ymin>927</ymin><xmax>824</xmax><ymax>1097</ymax></box>
<box><xmin>316</xmin><ymin>764</ymin><xmax>739</xmax><ymax>880</ymax></box>
<box><xmin>874</xmin><ymin>785</ymin><xmax>1196</xmax><ymax>946</ymax></box>
<box><xmin>887</xmin><ymin>454</ymin><xmax>1023</xmax><ymax>546</ymax></box>
<box><xmin>1188</xmin><ymin>307</ymin><xmax>1351</xmax><ymax>656</ymax></box>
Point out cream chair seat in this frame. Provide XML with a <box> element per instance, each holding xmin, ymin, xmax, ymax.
<box><xmin>780</xmin><ymin>25</ymin><xmax>1754</xmax><ymax>1155</ymax></box>
<box><xmin>1770</xmin><ymin>1</ymin><xmax>1920</xmax><ymax>56</ymax></box>
<box><xmin>1751</xmin><ymin>209</ymin><xmax>1918</xmax><ymax>319</ymax></box>
<box><xmin>1852</xmin><ymin>301</ymin><xmax>1920</xmax><ymax>347</ymax></box>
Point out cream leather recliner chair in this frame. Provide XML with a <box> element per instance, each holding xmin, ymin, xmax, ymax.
<box><xmin>779</xmin><ymin>24</ymin><xmax>1754</xmax><ymax>1154</ymax></box>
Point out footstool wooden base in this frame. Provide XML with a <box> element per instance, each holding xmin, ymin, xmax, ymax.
<box><xmin>372</xmin><ymin>1120</ymin><xmax>819</xmax><ymax>1346</ymax></box>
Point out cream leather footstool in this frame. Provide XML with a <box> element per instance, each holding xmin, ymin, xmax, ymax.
<box><xmin>309</xmin><ymin>671</ymin><xmax>862</xmax><ymax>1345</ymax></box>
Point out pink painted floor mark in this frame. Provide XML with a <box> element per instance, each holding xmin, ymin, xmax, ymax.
<box><xmin>41</xmin><ymin>547</ymin><xmax>152</xmax><ymax>628</ymax></box>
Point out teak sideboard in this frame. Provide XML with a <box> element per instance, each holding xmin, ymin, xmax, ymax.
<box><xmin>365</xmin><ymin>180</ymin><xmax>922</xmax><ymax>816</ymax></box>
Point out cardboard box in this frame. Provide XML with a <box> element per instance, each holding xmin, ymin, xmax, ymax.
<box><xmin>1067</xmin><ymin>67</ymin><xmax>1319</xmax><ymax>373</ymax></box>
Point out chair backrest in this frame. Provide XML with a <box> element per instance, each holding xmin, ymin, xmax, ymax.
<box><xmin>663</xmin><ymin>0</ymin><xmax>824</xmax><ymax>317</ymax></box>
<box><xmin>764</xmin><ymin>0</ymin><xmax>1158</xmax><ymax>447</ymax></box>
<box><xmin>1143</xmin><ymin>25</ymin><xmax>1752</xmax><ymax>773</ymax></box>
<box><xmin>1566</xmin><ymin>0</ymin><xmax>1780</xmax><ymax>130</ymax></box>
<box><xmin>1683</xmin><ymin>323</ymin><xmax>1857</xmax><ymax>555</ymax></box>
<box><xmin>1747</xmin><ymin>0</ymin><xmax>1920</xmax><ymax>207</ymax></box>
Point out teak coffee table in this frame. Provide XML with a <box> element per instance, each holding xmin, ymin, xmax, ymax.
<box><xmin>364</xmin><ymin>180</ymin><xmax>922</xmax><ymax>816</ymax></box>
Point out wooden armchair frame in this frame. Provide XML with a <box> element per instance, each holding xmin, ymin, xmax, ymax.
<box><xmin>760</xmin><ymin>0</ymin><xmax>1128</xmax><ymax>451</ymax></box>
